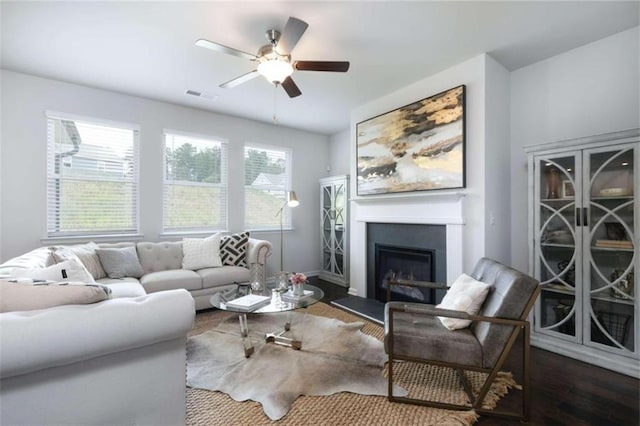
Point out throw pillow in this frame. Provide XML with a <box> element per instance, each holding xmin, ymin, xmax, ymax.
<box><xmin>0</xmin><ymin>280</ymin><xmax>109</xmax><ymax>313</ymax></box>
<box><xmin>11</xmin><ymin>258</ymin><xmax>96</xmax><ymax>283</ymax></box>
<box><xmin>95</xmin><ymin>246</ymin><xmax>144</xmax><ymax>279</ymax></box>
<box><xmin>220</xmin><ymin>231</ymin><xmax>250</xmax><ymax>267</ymax></box>
<box><xmin>436</xmin><ymin>273</ymin><xmax>493</xmax><ymax>330</ymax></box>
<box><xmin>50</xmin><ymin>242</ymin><xmax>106</xmax><ymax>279</ymax></box>
<box><xmin>182</xmin><ymin>233</ymin><xmax>222</xmax><ymax>270</ymax></box>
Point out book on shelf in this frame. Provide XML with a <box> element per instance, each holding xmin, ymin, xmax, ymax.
<box><xmin>225</xmin><ymin>294</ymin><xmax>270</xmax><ymax>311</ymax></box>
<box><xmin>595</xmin><ymin>239</ymin><xmax>633</xmax><ymax>249</ymax></box>
<box><xmin>281</xmin><ymin>289</ymin><xmax>314</xmax><ymax>302</ymax></box>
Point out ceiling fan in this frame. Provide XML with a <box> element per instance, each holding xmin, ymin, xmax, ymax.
<box><xmin>196</xmin><ymin>17</ymin><xmax>349</xmax><ymax>98</ymax></box>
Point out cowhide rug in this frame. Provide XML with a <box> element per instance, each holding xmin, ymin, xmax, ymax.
<box><xmin>186</xmin><ymin>311</ymin><xmax>407</xmax><ymax>420</ymax></box>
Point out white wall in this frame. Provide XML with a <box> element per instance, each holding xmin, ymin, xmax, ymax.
<box><xmin>329</xmin><ymin>128</ymin><xmax>350</xmax><ymax>176</ymax></box>
<box><xmin>510</xmin><ymin>26</ymin><xmax>640</xmax><ymax>272</ymax></box>
<box><xmin>0</xmin><ymin>70</ymin><xmax>330</xmax><ymax>278</ymax></box>
<box><xmin>484</xmin><ymin>55</ymin><xmax>511</xmax><ymax>264</ymax></box>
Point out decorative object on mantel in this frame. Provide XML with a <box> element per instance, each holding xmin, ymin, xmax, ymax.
<box><xmin>356</xmin><ymin>85</ymin><xmax>466</xmax><ymax>195</ymax></box>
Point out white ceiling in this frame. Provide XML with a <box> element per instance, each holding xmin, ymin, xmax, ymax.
<box><xmin>1</xmin><ymin>1</ymin><xmax>638</xmax><ymax>135</ymax></box>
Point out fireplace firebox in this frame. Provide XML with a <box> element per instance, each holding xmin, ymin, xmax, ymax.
<box><xmin>374</xmin><ymin>244</ymin><xmax>435</xmax><ymax>304</ymax></box>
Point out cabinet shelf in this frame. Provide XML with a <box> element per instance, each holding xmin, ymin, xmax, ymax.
<box><xmin>541</xmin><ymin>243</ymin><xmax>575</xmax><ymax>249</ymax></box>
<box><xmin>543</xmin><ymin>284</ymin><xmax>634</xmax><ymax>306</ymax></box>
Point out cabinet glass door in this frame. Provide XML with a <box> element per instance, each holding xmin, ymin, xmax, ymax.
<box><xmin>534</xmin><ymin>154</ymin><xmax>581</xmax><ymax>341</ymax></box>
<box><xmin>333</xmin><ymin>182</ymin><xmax>346</xmax><ymax>277</ymax></box>
<box><xmin>584</xmin><ymin>145</ymin><xmax>636</xmax><ymax>355</ymax></box>
<box><xmin>321</xmin><ymin>185</ymin><xmax>333</xmax><ymax>274</ymax></box>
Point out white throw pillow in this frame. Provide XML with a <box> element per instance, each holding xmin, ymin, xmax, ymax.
<box><xmin>436</xmin><ymin>273</ymin><xmax>492</xmax><ymax>330</ymax></box>
<box><xmin>182</xmin><ymin>233</ymin><xmax>222</xmax><ymax>270</ymax></box>
<box><xmin>11</xmin><ymin>258</ymin><xmax>96</xmax><ymax>284</ymax></box>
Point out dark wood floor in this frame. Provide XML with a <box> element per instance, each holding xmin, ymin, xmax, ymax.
<box><xmin>310</xmin><ymin>277</ymin><xmax>640</xmax><ymax>426</ymax></box>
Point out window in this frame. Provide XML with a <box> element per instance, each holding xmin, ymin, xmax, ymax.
<box><xmin>244</xmin><ymin>144</ymin><xmax>292</xmax><ymax>230</ymax></box>
<box><xmin>163</xmin><ymin>131</ymin><xmax>228</xmax><ymax>232</ymax></box>
<box><xmin>46</xmin><ymin>113</ymin><xmax>139</xmax><ymax>237</ymax></box>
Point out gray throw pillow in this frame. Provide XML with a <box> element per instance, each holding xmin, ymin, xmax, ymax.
<box><xmin>95</xmin><ymin>246</ymin><xmax>144</xmax><ymax>279</ymax></box>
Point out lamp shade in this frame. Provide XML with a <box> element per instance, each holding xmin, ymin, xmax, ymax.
<box><xmin>287</xmin><ymin>191</ymin><xmax>300</xmax><ymax>207</ymax></box>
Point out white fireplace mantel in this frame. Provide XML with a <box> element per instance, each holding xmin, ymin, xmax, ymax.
<box><xmin>348</xmin><ymin>196</ymin><xmax>466</xmax><ymax>297</ymax></box>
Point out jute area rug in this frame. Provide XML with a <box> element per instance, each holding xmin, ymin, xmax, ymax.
<box><xmin>187</xmin><ymin>303</ymin><xmax>518</xmax><ymax>426</ymax></box>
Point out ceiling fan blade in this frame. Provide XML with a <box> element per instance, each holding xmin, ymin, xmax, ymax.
<box><xmin>281</xmin><ymin>76</ymin><xmax>302</xmax><ymax>98</ymax></box>
<box><xmin>294</xmin><ymin>61</ymin><xmax>350</xmax><ymax>72</ymax></box>
<box><xmin>275</xmin><ymin>17</ymin><xmax>308</xmax><ymax>55</ymax></box>
<box><xmin>220</xmin><ymin>70</ymin><xmax>260</xmax><ymax>88</ymax></box>
<box><xmin>196</xmin><ymin>39</ymin><xmax>257</xmax><ymax>61</ymax></box>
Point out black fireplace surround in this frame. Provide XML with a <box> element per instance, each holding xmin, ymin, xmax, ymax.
<box><xmin>367</xmin><ymin>223</ymin><xmax>447</xmax><ymax>304</ymax></box>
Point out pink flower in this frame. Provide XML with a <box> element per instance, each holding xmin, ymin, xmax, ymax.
<box><xmin>290</xmin><ymin>273</ymin><xmax>307</xmax><ymax>285</ymax></box>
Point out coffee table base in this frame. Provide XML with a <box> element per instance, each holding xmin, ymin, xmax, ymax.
<box><xmin>237</xmin><ymin>315</ymin><xmax>302</xmax><ymax>357</ymax></box>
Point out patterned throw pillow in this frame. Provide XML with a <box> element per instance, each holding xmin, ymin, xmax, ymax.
<box><xmin>220</xmin><ymin>232</ymin><xmax>249</xmax><ymax>267</ymax></box>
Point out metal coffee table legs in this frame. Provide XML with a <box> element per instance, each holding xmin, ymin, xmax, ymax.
<box><xmin>238</xmin><ymin>313</ymin><xmax>254</xmax><ymax>358</ymax></box>
<box><xmin>265</xmin><ymin>321</ymin><xmax>302</xmax><ymax>350</ymax></box>
<box><xmin>237</xmin><ymin>314</ymin><xmax>302</xmax><ymax>358</ymax></box>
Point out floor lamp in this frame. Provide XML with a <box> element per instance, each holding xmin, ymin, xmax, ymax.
<box><xmin>276</xmin><ymin>190</ymin><xmax>300</xmax><ymax>272</ymax></box>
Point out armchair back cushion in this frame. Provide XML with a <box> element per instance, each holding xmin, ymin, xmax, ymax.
<box><xmin>470</xmin><ymin>258</ymin><xmax>539</xmax><ymax>368</ymax></box>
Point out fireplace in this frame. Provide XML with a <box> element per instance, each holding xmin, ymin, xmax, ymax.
<box><xmin>374</xmin><ymin>244</ymin><xmax>435</xmax><ymax>303</ymax></box>
<box><xmin>366</xmin><ymin>222</ymin><xmax>447</xmax><ymax>303</ymax></box>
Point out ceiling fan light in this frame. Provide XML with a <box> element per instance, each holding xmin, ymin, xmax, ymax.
<box><xmin>257</xmin><ymin>59</ymin><xmax>293</xmax><ymax>84</ymax></box>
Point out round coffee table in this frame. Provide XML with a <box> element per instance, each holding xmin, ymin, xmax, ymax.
<box><xmin>210</xmin><ymin>284</ymin><xmax>324</xmax><ymax>357</ymax></box>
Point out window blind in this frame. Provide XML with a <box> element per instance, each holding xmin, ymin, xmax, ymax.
<box><xmin>244</xmin><ymin>144</ymin><xmax>292</xmax><ymax>230</ymax></box>
<box><xmin>163</xmin><ymin>131</ymin><xmax>228</xmax><ymax>232</ymax></box>
<box><xmin>46</xmin><ymin>114</ymin><xmax>140</xmax><ymax>237</ymax></box>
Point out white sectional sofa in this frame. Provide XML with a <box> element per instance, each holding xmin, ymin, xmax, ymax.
<box><xmin>0</xmin><ymin>289</ymin><xmax>195</xmax><ymax>426</ymax></box>
<box><xmin>0</xmin><ymin>237</ymin><xmax>272</xmax><ymax>310</ymax></box>
<box><xmin>0</xmin><ymin>236</ymin><xmax>272</xmax><ymax>425</ymax></box>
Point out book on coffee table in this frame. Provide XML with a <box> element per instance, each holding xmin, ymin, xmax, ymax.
<box><xmin>225</xmin><ymin>294</ymin><xmax>270</xmax><ymax>311</ymax></box>
<box><xmin>281</xmin><ymin>289</ymin><xmax>314</xmax><ymax>302</ymax></box>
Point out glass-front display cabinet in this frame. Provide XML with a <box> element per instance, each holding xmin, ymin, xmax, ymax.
<box><xmin>528</xmin><ymin>130</ymin><xmax>638</xmax><ymax>377</ymax></box>
<box><xmin>319</xmin><ymin>175</ymin><xmax>349</xmax><ymax>287</ymax></box>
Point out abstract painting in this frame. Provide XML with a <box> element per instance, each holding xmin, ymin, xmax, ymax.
<box><xmin>356</xmin><ymin>85</ymin><xmax>466</xmax><ymax>195</ymax></box>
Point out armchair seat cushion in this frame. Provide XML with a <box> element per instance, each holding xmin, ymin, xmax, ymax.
<box><xmin>384</xmin><ymin>302</ymin><xmax>483</xmax><ymax>368</ymax></box>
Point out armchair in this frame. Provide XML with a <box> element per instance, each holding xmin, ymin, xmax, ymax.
<box><xmin>384</xmin><ymin>258</ymin><xmax>540</xmax><ymax>420</ymax></box>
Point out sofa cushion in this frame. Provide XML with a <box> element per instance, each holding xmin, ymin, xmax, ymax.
<box><xmin>220</xmin><ymin>232</ymin><xmax>249</xmax><ymax>267</ymax></box>
<box><xmin>0</xmin><ymin>280</ymin><xmax>110</xmax><ymax>313</ymax></box>
<box><xmin>137</xmin><ymin>242</ymin><xmax>183</xmax><ymax>274</ymax></box>
<box><xmin>182</xmin><ymin>234</ymin><xmax>222</xmax><ymax>270</ymax></box>
<box><xmin>50</xmin><ymin>242</ymin><xmax>106</xmax><ymax>280</ymax></box>
<box><xmin>96</xmin><ymin>246</ymin><xmax>144</xmax><ymax>279</ymax></box>
<box><xmin>11</xmin><ymin>259</ymin><xmax>96</xmax><ymax>283</ymax></box>
<box><xmin>198</xmin><ymin>266</ymin><xmax>250</xmax><ymax>289</ymax></box>
<box><xmin>96</xmin><ymin>278</ymin><xmax>146</xmax><ymax>298</ymax></box>
<box><xmin>140</xmin><ymin>269</ymin><xmax>202</xmax><ymax>293</ymax></box>
<box><xmin>0</xmin><ymin>247</ymin><xmax>54</xmax><ymax>275</ymax></box>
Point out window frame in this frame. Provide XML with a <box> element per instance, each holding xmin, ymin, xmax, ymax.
<box><xmin>162</xmin><ymin>129</ymin><xmax>229</xmax><ymax>235</ymax></box>
<box><xmin>243</xmin><ymin>142</ymin><xmax>294</xmax><ymax>232</ymax></box>
<box><xmin>45</xmin><ymin>111</ymin><xmax>141</xmax><ymax>240</ymax></box>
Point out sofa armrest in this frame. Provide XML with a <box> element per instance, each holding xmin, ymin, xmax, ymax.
<box><xmin>0</xmin><ymin>289</ymin><xmax>195</xmax><ymax>379</ymax></box>
<box><xmin>246</xmin><ymin>238</ymin><xmax>272</xmax><ymax>266</ymax></box>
